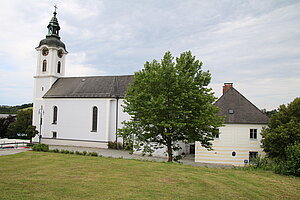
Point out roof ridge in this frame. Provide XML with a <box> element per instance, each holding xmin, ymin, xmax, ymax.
<box><xmin>57</xmin><ymin>75</ymin><xmax>134</xmax><ymax>79</ymax></box>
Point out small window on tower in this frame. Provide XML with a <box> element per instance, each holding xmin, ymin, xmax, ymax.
<box><xmin>42</xmin><ymin>60</ymin><xmax>47</xmax><ymax>72</ymax></box>
<box><xmin>57</xmin><ymin>61</ymin><xmax>61</xmax><ymax>73</ymax></box>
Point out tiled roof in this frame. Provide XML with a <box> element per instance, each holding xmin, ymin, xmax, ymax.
<box><xmin>43</xmin><ymin>75</ymin><xmax>134</xmax><ymax>98</ymax></box>
<box><xmin>215</xmin><ymin>87</ymin><xmax>269</xmax><ymax>124</ymax></box>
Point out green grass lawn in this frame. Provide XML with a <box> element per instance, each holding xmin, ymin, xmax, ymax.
<box><xmin>0</xmin><ymin>151</ymin><xmax>299</xmax><ymax>200</ymax></box>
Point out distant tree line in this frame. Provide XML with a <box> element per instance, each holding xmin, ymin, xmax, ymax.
<box><xmin>0</xmin><ymin>103</ymin><xmax>33</xmax><ymax>114</ymax></box>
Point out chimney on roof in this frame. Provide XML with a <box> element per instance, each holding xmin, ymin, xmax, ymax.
<box><xmin>223</xmin><ymin>83</ymin><xmax>233</xmax><ymax>95</ymax></box>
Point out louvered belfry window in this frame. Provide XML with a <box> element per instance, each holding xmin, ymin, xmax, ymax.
<box><xmin>42</xmin><ymin>60</ymin><xmax>47</xmax><ymax>72</ymax></box>
<box><xmin>57</xmin><ymin>61</ymin><xmax>61</xmax><ymax>73</ymax></box>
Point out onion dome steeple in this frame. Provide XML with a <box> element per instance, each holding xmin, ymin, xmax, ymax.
<box><xmin>36</xmin><ymin>6</ymin><xmax>67</xmax><ymax>51</ymax></box>
<box><xmin>47</xmin><ymin>6</ymin><xmax>61</xmax><ymax>38</ymax></box>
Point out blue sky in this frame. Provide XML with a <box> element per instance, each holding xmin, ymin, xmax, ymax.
<box><xmin>0</xmin><ymin>0</ymin><xmax>299</xmax><ymax>110</ymax></box>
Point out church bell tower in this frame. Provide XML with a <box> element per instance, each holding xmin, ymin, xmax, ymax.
<box><xmin>33</xmin><ymin>7</ymin><xmax>68</xmax><ymax>143</ymax></box>
<box><xmin>34</xmin><ymin>7</ymin><xmax>68</xmax><ymax>99</ymax></box>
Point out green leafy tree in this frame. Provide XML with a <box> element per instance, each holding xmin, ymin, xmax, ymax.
<box><xmin>7</xmin><ymin>108</ymin><xmax>38</xmax><ymax>141</ymax></box>
<box><xmin>275</xmin><ymin>143</ymin><xmax>300</xmax><ymax>176</ymax></box>
<box><xmin>25</xmin><ymin>125</ymin><xmax>39</xmax><ymax>143</ymax></box>
<box><xmin>119</xmin><ymin>51</ymin><xmax>223</xmax><ymax>162</ymax></box>
<box><xmin>0</xmin><ymin>115</ymin><xmax>16</xmax><ymax>138</ymax></box>
<box><xmin>261</xmin><ymin>97</ymin><xmax>300</xmax><ymax>159</ymax></box>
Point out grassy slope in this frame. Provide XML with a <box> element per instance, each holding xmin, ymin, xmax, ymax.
<box><xmin>0</xmin><ymin>151</ymin><xmax>299</xmax><ymax>200</ymax></box>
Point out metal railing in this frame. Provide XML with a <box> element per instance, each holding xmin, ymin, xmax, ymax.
<box><xmin>0</xmin><ymin>142</ymin><xmax>30</xmax><ymax>149</ymax></box>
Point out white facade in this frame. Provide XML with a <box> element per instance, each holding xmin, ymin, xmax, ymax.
<box><xmin>33</xmin><ymin>98</ymin><xmax>130</xmax><ymax>148</ymax></box>
<box><xmin>195</xmin><ymin>124</ymin><xmax>266</xmax><ymax>166</ymax></box>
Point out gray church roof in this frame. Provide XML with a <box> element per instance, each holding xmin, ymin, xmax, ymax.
<box><xmin>43</xmin><ymin>75</ymin><xmax>134</xmax><ymax>98</ymax></box>
<box><xmin>215</xmin><ymin>87</ymin><xmax>269</xmax><ymax>124</ymax></box>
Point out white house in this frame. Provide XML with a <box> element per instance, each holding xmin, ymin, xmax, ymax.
<box><xmin>195</xmin><ymin>83</ymin><xmax>269</xmax><ymax>165</ymax></box>
<box><xmin>32</xmin><ymin>10</ymin><xmax>133</xmax><ymax>148</ymax></box>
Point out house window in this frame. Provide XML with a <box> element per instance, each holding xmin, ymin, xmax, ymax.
<box><xmin>52</xmin><ymin>131</ymin><xmax>57</xmax><ymax>139</ymax></box>
<box><xmin>92</xmin><ymin>106</ymin><xmax>98</xmax><ymax>132</ymax></box>
<box><xmin>42</xmin><ymin>60</ymin><xmax>47</xmax><ymax>72</ymax></box>
<box><xmin>53</xmin><ymin>106</ymin><xmax>58</xmax><ymax>124</ymax></box>
<box><xmin>250</xmin><ymin>129</ymin><xmax>257</xmax><ymax>139</ymax></box>
<box><xmin>228</xmin><ymin>109</ymin><xmax>234</xmax><ymax>114</ymax></box>
<box><xmin>249</xmin><ymin>151</ymin><xmax>258</xmax><ymax>164</ymax></box>
<box><xmin>57</xmin><ymin>61</ymin><xmax>61</xmax><ymax>73</ymax></box>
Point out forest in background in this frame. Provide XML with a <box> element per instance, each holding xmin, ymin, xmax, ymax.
<box><xmin>0</xmin><ymin>103</ymin><xmax>33</xmax><ymax>114</ymax></box>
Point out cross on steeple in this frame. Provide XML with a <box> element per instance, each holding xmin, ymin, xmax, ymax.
<box><xmin>53</xmin><ymin>5</ymin><xmax>58</xmax><ymax>16</ymax></box>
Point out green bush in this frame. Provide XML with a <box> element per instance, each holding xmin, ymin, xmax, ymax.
<box><xmin>250</xmin><ymin>155</ymin><xmax>276</xmax><ymax>170</ymax></box>
<box><xmin>87</xmin><ymin>152</ymin><xmax>98</xmax><ymax>157</ymax></box>
<box><xmin>32</xmin><ymin>144</ymin><xmax>49</xmax><ymax>152</ymax></box>
<box><xmin>63</xmin><ymin>150</ymin><xmax>70</xmax><ymax>154</ymax></box>
<box><xmin>82</xmin><ymin>151</ymin><xmax>87</xmax><ymax>155</ymax></box>
<box><xmin>90</xmin><ymin>152</ymin><xmax>98</xmax><ymax>157</ymax></box>
<box><xmin>75</xmin><ymin>151</ymin><xmax>82</xmax><ymax>155</ymax></box>
<box><xmin>53</xmin><ymin>149</ymin><xmax>60</xmax><ymax>153</ymax></box>
<box><xmin>275</xmin><ymin>143</ymin><xmax>300</xmax><ymax>176</ymax></box>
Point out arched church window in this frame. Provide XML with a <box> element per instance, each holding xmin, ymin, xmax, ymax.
<box><xmin>53</xmin><ymin>106</ymin><xmax>58</xmax><ymax>124</ymax></box>
<box><xmin>92</xmin><ymin>106</ymin><xmax>98</xmax><ymax>132</ymax></box>
<box><xmin>42</xmin><ymin>60</ymin><xmax>47</xmax><ymax>72</ymax></box>
<box><xmin>57</xmin><ymin>61</ymin><xmax>61</xmax><ymax>73</ymax></box>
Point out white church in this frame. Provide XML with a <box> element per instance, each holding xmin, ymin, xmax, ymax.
<box><xmin>33</xmin><ymin>11</ymin><xmax>269</xmax><ymax>165</ymax></box>
<box><xmin>32</xmin><ymin>10</ymin><xmax>132</xmax><ymax>149</ymax></box>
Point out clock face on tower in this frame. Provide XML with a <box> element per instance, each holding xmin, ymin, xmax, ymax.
<box><xmin>42</xmin><ymin>47</ymin><xmax>49</xmax><ymax>56</ymax></box>
<box><xmin>57</xmin><ymin>49</ymin><xmax>63</xmax><ymax>58</ymax></box>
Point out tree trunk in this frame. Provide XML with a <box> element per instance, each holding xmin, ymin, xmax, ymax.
<box><xmin>167</xmin><ymin>140</ymin><xmax>173</xmax><ymax>162</ymax></box>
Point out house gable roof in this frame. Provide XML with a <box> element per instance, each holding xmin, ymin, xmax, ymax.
<box><xmin>215</xmin><ymin>87</ymin><xmax>269</xmax><ymax>124</ymax></box>
<box><xmin>43</xmin><ymin>75</ymin><xmax>134</xmax><ymax>98</ymax></box>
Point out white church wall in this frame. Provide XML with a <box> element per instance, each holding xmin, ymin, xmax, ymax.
<box><xmin>38</xmin><ymin>98</ymin><xmax>109</xmax><ymax>147</ymax></box>
<box><xmin>33</xmin><ymin>98</ymin><xmax>132</xmax><ymax>148</ymax></box>
<box><xmin>116</xmin><ymin>99</ymin><xmax>131</xmax><ymax>142</ymax></box>
<box><xmin>108</xmin><ymin>99</ymin><xmax>117</xmax><ymax>142</ymax></box>
<box><xmin>195</xmin><ymin>124</ymin><xmax>266</xmax><ymax>166</ymax></box>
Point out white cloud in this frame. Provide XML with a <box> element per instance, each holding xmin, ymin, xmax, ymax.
<box><xmin>66</xmin><ymin>52</ymin><xmax>105</xmax><ymax>76</ymax></box>
<box><xmin>0</xmin><ymin>0</ymin><xmax>299</xmax><ymax>109</ymax></box>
